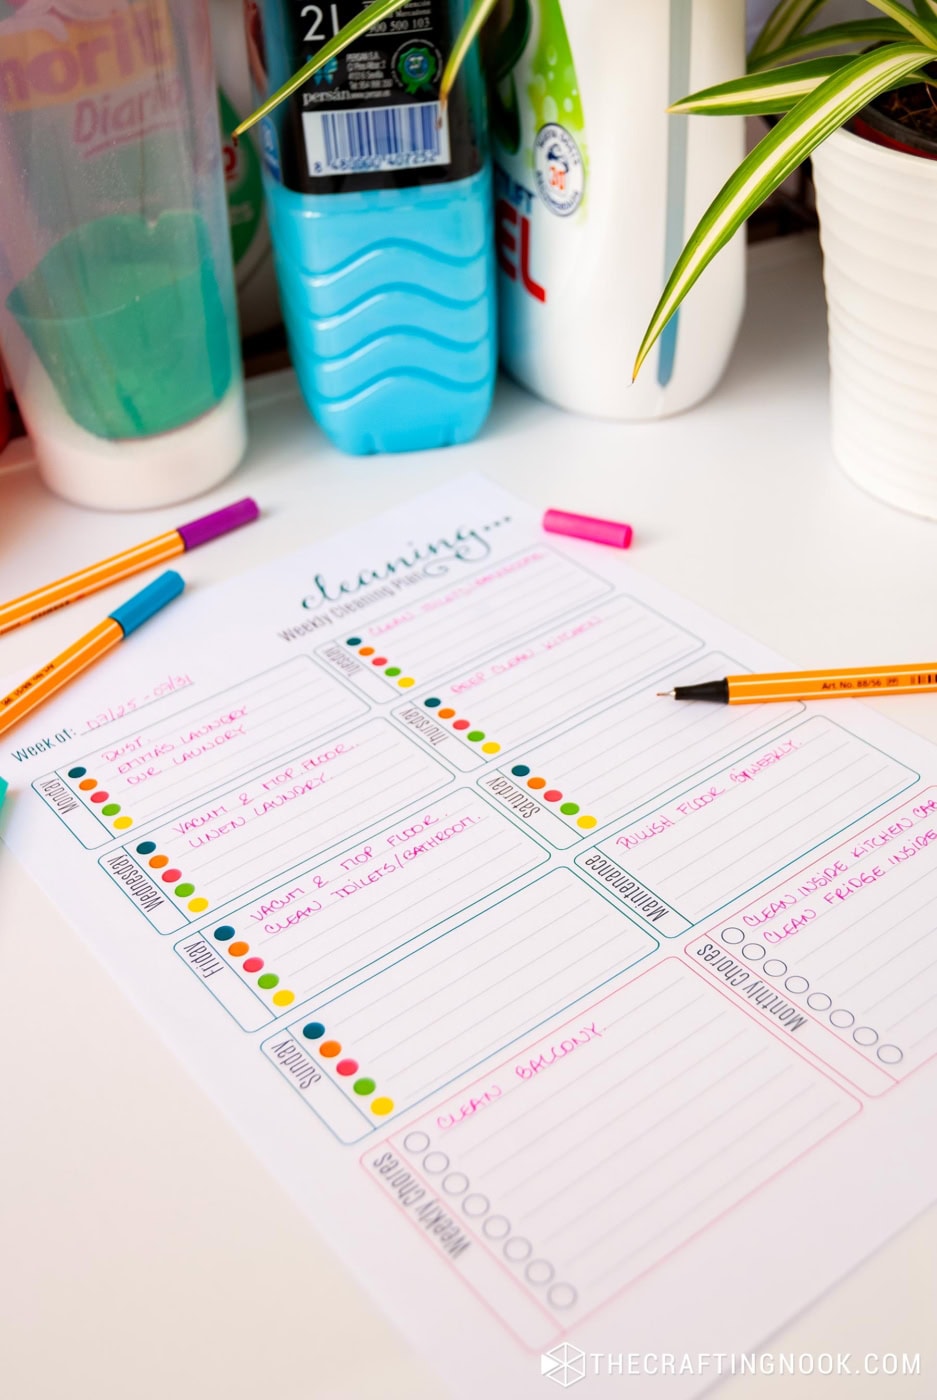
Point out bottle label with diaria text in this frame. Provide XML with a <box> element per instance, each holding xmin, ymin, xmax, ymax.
<box><xmin>255</xmin><ymin>0</ymin><xmax>482</xmax><ymax>195</ymax></box>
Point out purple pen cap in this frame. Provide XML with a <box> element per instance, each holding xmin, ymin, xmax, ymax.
<box><xmin>177</xmin><ymin>497</ymin><xmax>260</xmax><ymax>551</ymax></box>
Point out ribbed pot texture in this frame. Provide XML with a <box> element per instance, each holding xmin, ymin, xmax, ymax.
<box><xmin>812</xmin><ymin>125</ymin><xmax>937</xmax><ymax>519</ymax></box>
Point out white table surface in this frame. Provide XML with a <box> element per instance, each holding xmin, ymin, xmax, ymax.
<box><xmin>2</xmin><ymin>234</ymin><xmax>936</xmax><ymax>1400</ymax></box>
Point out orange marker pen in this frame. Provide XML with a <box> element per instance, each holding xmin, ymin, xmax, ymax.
<box><xmin>660</xmin><ymin>664</ymin><xmax>937</xmax><ymax>705</ymax></box>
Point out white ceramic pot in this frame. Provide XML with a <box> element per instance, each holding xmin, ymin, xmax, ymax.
<box><xmin>812</xmin><ymin>125</ymin><xmax>937</xmax><ymax>518</ymax></box>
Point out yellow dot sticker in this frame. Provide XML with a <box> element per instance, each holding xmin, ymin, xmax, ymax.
<box><xmin>272</xmin><ymin>989</ymin><xmax>295</xmax><ymax>1007</ymax></box>
<box><xmin>577</xmin><ymin>815</ymin><xmax>598</xmax><ymax>831</ymax></box>
<box><xmin>397</xmin><ymin>677</ymin><xmax>415</xmax><ymax>689</ymax></box>
<box><xmin>113</xmin><ymin>816</ymin><xmax>132</xmax><ymax>830</ymax></box>
<box><xmin>370</xmin><ymin>1096</ymin><xmax>394</xmax><ymax>1116</ymax></box>
<box><xmin>482</xmin><ymin>742</ymin><xmax>501</xmax><ymax>755</ymax></box>
<box><xmin>188</xmin><ymin>897</ymin><xmax>209</xmax><ymax>913</ymax></box>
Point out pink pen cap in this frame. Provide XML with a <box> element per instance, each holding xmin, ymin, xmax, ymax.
<box><xmin>176</xmin><ymin>497</ymin><xmax>260</xmax><ymax>550</ymax></box>
<box><xmin>543</xmin><ymin>508</ymin><xmax>633</xmax><ymax>550</ymax></box>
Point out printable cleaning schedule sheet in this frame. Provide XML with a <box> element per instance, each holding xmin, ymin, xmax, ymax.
<box><xmin>5</xmin><ymin>477</ymin><xmax>937</xmax><ymax>1396</ymax></box>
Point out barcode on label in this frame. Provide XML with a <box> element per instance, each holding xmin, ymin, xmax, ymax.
<box><xmin>303</xmin><ymin>102</ymin><xmax>451</xmax><ymax>176</ymax></box>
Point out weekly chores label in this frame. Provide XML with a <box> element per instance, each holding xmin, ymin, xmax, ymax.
<box><xmin>5</xmin><ymin>476</ymin><xmax>937</xmax><ymax>1399</ymax></box>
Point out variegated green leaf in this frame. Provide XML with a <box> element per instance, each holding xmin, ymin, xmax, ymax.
<box><xmin>749</xmin><ymin>19</ymin><xmax>906</xmax><ymax>69</ymax></box>
<box><xmin>440</xmin><ymin>0</ymin><xmax>499</xmax><ymax>107</ymax></box>
<box><xmin>232</xmin><ymin>0</ymin><xmax>413</xmax><ymax>140</ymax></box>
<box><xmin>671</xmin><ymin>56</ymin><xmax>853</xmax><ymax>116</ymax></box>
<box><xmin>913</xmin><ymin>0</ymin><xmax>937</xmax><ymax>23</ymax></box>
<box><xmin>634</xmin><ymin>43</ymin><xmax>934</xmax><ymax>379</ymax></box>
<box><xmin>862</xmin><ymin>0</ymin><xmax>937</xmax><ymax>46</ymax></box>
<box><xmin>749</xmin><ymin>0</ymin><xmax>829</xmax><ymax>66</ymax></box>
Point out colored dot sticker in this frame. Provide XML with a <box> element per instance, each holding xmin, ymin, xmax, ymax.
<box><xmin>214</xmin><ymin>926</ymin><xmax>235</xmax><ymax>941</ymax></box>
<box><xmin>482</xmin><ymin>742</ymin><xmax>500</xmax><ymax>755</ymax></box>
<box><xmin>149</xmin><ymin>855</ymin><xmax>168</xmax><ymax>869</ymax></box>
<box><xmin>543</xmin><ymin>790</ymin><xmax>562</xmax><ymax>803</ymax></box>
<box><xmin>346</xmin><ymin>637</ymin><xmax>361</xmax><ymax>647</ymax></box>
<box><xmin>272</xmin><ymin>989</ymin><xmax>295</xmax><ymax>1007</ymax></box>
<box><xmin>101</xmin><ymin>803</ymin><xmax>120</xmax><ymax>816</ymax></box>
<box><xmin>174</xmin><ymin>883</ymin><xmax>195</xmax><ymax>898</ymax></box>
<box><xmin>79</xmin><ymin>778</ymin><xmax>97</xmax><ymax>792</ymax></box>
<box><xmin>137</xmin><ymin>841</ymin><xmax>157</xmax><ymax>855</ymax></box>
<box><xmin>372</xmin><ymin>656</ymin><xmax>387</xmax><ymax>666</ymax></box>
<box><xmin>560</xmin><ymin>802</ymin><xmax>580</xmax><ymax>816</ymax></box>
<box><xmin>384</xmin><ymin>667</ymin><xmax>401</xmax><ymax>677</ymax></box>
<box><xmin>336</xmin><ymin>1059</ymin><xmax>359</xmax><ymax>1077</ymax></box>
<box><xmin>397</xmin><ymin>677</ymin><xmax>415</xmax><ymax>688</ymax></box>
<box><xmin>161</xmin><ymin>869</ymin><xmax>182</xmax><ymax>883</ymax></box>
<box><xmin>90</xmin><ymin>791</ymin><xmax>109</xmax><ymax>804</ymax></box>
<box><xmin>467</xmin><ymin>731</ymin><xmax>485</xmax><ymax>743</ymax></box>
<box><xmin>577</xmin><ymin>815</ymin><xmax>598</xmax><ymax>830</ymax></box>
<box><xmin>438</xmin><ymin>707</ymin><xmax>456</xmax><ymax>719</ymax></box>
<box><xmin>113</xmin><ymin>817</ymin><xmax>133</xmax><ymax>830</ymax></box>
<box><xmin>359</xmin><ymin>646</ymin><xmax>375</xmax><ymax>656</ymax></box>
<box><xmin>228</xmin><ymin>941</ymin><xmax>250</xmax><ymax>957</ymax></box>
<box><xmin>527</xmin><ymin>777</ymin><xmax>546</xmax><ymax>790</ymax></box>
<box><xmin>257</xmin><ymin>973</ymin><xmax>279</xmax><ymax>990</ymax></box>
<box><xmin>353</xmin><ymin>1078</ymin><xmax>376</xmax><ymax>1096</ymax></box>
<box><xmin>243</xmin><ymin>957</ymin><xmax>264</xmax><ymax>973</ymax></box>
<box><xmin>424</xmin><ymin>697</ymin><xmax>441</xmax><ymax>708</ymax></box>
<box><xmin>188</xmin><ymin>897</ymin><xmax>209</xmax><ymax>914</ymax></box>
<box><xmin>319</xmin><ymin>1040</ymin><xmax>342</xmax><ymax>1058</ymax></box>
<box><xmin>303</xmin><ymin>1022</ymin><xmax>326</xmax><ymax>1040</ymax></box>
<box><xmin>512</xmin><ymin>764</ymin><xmax>530</xmax><ymax>777</ymax></box>
<box><xmin>453</xmin><ymin>718</ymin><xmax>470</xmax><ymax>731</ymax></box>
<box><xmin>68</xmin><ymin>767</ymin><xmax>87</xmax><ymax>779</ymax></box>
<box><xmin>371</xmin><ymin>1097</ymin><xmax>394</xmax><ymax>1116</ymax></box>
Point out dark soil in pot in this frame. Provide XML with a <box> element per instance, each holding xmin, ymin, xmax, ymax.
<box><xmin>852</xmin><ymin>77</ymin><xmax>937</xmax><ymax>159</ymax></box>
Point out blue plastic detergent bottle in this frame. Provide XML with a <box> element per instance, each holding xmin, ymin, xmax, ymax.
<box><xmin>247</xmin><ymin>0</ymin><xmax>497</xmax><ymax>454</ymax></box>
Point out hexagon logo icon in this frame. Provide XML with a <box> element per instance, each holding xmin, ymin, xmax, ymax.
<box><xmin>541</xmin><ymin>1343</ymin><xmax>587</xmax><ymax>1387</ymax></box>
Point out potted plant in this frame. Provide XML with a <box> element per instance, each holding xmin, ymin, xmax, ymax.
<box><xmin>634</xmin><ymin>0</ymin><xmax>937</xmax><ymax>519</ymax></box>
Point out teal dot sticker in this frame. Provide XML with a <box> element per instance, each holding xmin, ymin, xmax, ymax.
<box><xmin>68</xmin><ymin>767</ymin><xmax>87</xmax><ymax>779</ymax></box>
<box><xmin>137</xmin><ymin>841</ymin><xmax>157</xmax><ymax>855</ymax></box>
<box><xmin>346</xmin><ymin>637</ymin><xmax>361</xmax><ymax>647</ymax></box>
<box><xmin>213</xmin><ymin>925</ymin><xmax>236</xmax><ymax>941</ymax></box>
<box><xmin>512</xmin><ymin>764</ymin><xmax>531</xmax><ymax>777</ymax></box>
<box><xmin>424</xmin><ymin>697</ymin><xmax>441</xmax><ymax>708</ymax></box>
<box><xmin>303</xmin><ymin>1022</ymin><xmax>326</xmax><ymax>1040</ymax></box>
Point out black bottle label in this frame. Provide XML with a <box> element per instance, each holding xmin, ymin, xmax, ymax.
<box><xmin>250</xmin><ymin>0</ymin><xmax>483</xmax><ymax>194</ymax></box>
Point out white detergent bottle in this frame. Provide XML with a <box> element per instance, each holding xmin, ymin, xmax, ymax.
<box><xmin>489</xmin><ymin>0</ymin><xmax>747</xmax><ymax>420</ymax></box>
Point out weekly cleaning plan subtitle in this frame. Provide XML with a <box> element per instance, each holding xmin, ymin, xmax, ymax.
<box><xmin>4</xmin><ymin>478</ymin><xmax>937</xmax><ymax>1396</ymax></box>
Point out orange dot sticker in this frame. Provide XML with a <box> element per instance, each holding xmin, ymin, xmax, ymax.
<box><xmin>359</xmin><ymin>646</ymin><xmax>375</xmax><ymax>657</ymax></box>
<box><xmin>527</xmin><ymin>777</ymin><xmax>546</xmax><ymax>790</ymax></box>
<box><xmin>438</xmin><ymin>707</ymin><xmax>456</xmax><ymax>719</ymax></box>
<box><xmin>228</xmin><ymin>941</ymin><xmax>250</xmax><ymax>957</ymax></box>
<box><xmin>78</xmin><ymin>778</ymin><xmax>97</xmax><ymax>791</ymax></box>
<box><xmin>319</xmin><ymin>1040</ymin><xmax>342</xmax><ymax>1057</ymax></box>
<box><xmin>149</xmin><ymin>855</ymin><xmax>168</xmax><ymax>869</ymax></box>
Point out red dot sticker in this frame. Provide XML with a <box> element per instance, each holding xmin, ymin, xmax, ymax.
<box><xmin>336</xmin><ymin>1059</ymin><xmax>359</xmax><ymax>1076</ymax></box>
<box><xmin>161</xmin><ymin>869</ymin><xmax>182</xmax><ymax>883</ymax></box>
<box><xmin>544</xmin><ymin>790</ymin><xmax>563</xmax><ymax>802</ymax></box>
<box><xmin>372</xmin><ymin>657</ymin><xmax>387</xmax><ymax>666</ymax></box>
<box><xmin>452</xmin><ymin>719</ymin><xmax>470</xmax><ymax>731</ymax></box>
<box><xmin>243</xmin><ymin>957</ymin><xmax>264</xmax><ymax>973</ymax></box>
<box><xmin>90</xmin><ymin>791</ymin><xmax>109</xmax><ymax>804</ymax></box>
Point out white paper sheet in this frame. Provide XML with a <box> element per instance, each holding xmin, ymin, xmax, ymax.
<box><xmin>4</xmin><ymin>476</ymin><xmax>937</xmax><ymax>1396</ymax></box>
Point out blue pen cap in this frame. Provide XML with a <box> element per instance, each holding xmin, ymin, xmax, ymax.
<box><xmin>109</xmin><ymin>570</ymin><xmax>185</xmax><ymax>637</ymax></box>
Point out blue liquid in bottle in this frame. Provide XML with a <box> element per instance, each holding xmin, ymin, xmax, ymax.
<box><xmin>249</xmin><ymin>0</ymin><xmax>497</xmax><ymax>455</ymax></box>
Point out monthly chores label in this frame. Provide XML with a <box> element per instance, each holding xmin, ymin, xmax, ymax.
<box><xmin>7</xmin><ymin>476</ymin><xmax>937</xmax><ymax>1399</ymax></box>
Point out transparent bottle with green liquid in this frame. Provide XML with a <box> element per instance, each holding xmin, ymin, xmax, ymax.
<box><xmin>489</xmin><ymin>0</ymin><xmax>747</xmax><ymax>419</ymax></box>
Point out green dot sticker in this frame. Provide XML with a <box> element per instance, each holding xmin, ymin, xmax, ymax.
<box><xmin>353</xmin><ymin>1077</ymin><xmax>376</xmax><ymax>1096</ymax></box>
<box><xmin>385</xmin><ymin>666</ymin><xmax>401</xmax><ymax>677</ymax></box>
<box><xmin>467</xmin><ymin>731</ymin><xmax>485</xmax><ymax>742</ymax></box>
<box><xmin>257</xmin><ymin>973</ymin><xmax>279</xmax><ymax>990</ymax></box>
<box><xmin>101</xmin><ymin>803</ymin><xmax>120</xmax><ymax>817</ymax></box>
<box><xmin>174</xmin><ymin>883</ymin><xmax>195</xmax><ymax>898</ymax></box>
<box><xmin>560</xmin><ymin>802</ymin><xmax>580</xmax><ymax>816</ymax></box>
